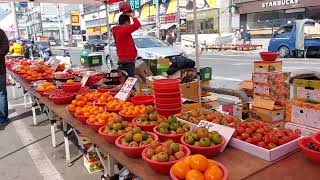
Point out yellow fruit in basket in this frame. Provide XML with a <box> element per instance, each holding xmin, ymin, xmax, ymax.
<box><xmin>66</xmin><ymin>79</ymin><xmax>74</xmax><ymax>84</ymax></box>
<box><xmin>204</xmin><ymin>166</ymin><xmax>223</xmax><ymax>180</ymax></box>
<box><xmin>37</xmin><ymin>86</ymin><xmax>46</xmax><ymax>92</ymax></box>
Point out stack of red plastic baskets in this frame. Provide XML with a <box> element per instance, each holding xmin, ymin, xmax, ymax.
<box><xmin>153</xmin><ymin>79</ymin><xmax>182</xmax><ymax>117</ymax></box>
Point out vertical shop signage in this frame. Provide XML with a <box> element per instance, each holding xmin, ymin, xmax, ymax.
<box><xmin>71</xmin><ymin>11</ymin><xmax>81</xmax><ymax>37</ymax></box>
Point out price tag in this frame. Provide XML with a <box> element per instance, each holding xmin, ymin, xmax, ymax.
<box><xmin>46</xmin><ymin>57</ymin><xmax>54</xmax><ymax>65</ymax></box>
<box><xmin>197</xmin><ymin>120</ymin><xmax>235</xmax><ymax>152</ymax></box>
<box><xmin>114</xmin><ymin>77</ymin><xmax>137</xmax><ymax>101</ymax></box>
<box><xmin>62</xmin><ymin>65</ymin><xmax>70</xmax><ymax>73</ymax></box>
<box><xmin>50</xmin><ymin>59</ymin><xmax>61</xmax><ymax>71</ymax></box>
<box><xmin>80</xmin><ymin>72</ymin><xmax>90</xmax><ymax>87</ymax></box>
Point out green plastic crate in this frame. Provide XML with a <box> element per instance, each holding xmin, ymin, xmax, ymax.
<box><xmin>80</xmin><ymin>54</ymin><xmax>103</xmax><ymax>67</ymax></box>
<box><xmin>200</xmin><ymin>67</ymin><xmax>212</xmax><ymax>81</ymax></box>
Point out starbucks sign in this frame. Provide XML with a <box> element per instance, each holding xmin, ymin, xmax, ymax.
<box><xmin>262</xmin><ymin>0</ymin><xmax>299</xmax><ymax>8</ymax></box>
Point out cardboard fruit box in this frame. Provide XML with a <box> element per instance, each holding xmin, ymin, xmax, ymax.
<box><xmin>83</xmin><ymin>155</ymin><xmax>103</xmax><ymax>174</ymax></box>
<box><xmin>253</xmin><ymin>61</ymin><xmax>282</xmax><ymax>73</ymax></box>
<box><xmin>294</xmin><ymin>79</ymin><xmax>320</xmax><ymax>103</ymax></box>
<box><xmin>252</xmin><ymin>72</ymin><xmax>290</xmax><ymax>85</ymax></box>
<box><xmin>229</xmin><ymin>136</ymin><xmax>302</xmax><ymax>161</ymax></box>
<box><xmin>253</xmin><ymin>83</ymin><xmax>290</xmax><ymax>106</ymax></box>
<box><xmin>290</xmin><ymin>102</ymin><xmax>320</xmax><ymax>129</ymax></box>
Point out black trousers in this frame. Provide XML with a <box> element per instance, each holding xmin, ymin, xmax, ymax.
<box><xmin>118</xmin><ymin>61</ymin><xmax>135</xmax><ymax>77</ymax></box>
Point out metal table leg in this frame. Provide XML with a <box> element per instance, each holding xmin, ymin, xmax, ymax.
<box><xmin>95</xmin><ymin>145</ymin><xmax>116</xmax><ymax>180</ymax></box>
<box><xmin>48</xmin><ymin>109</ymin><xmax>57</xmax><ymax>148</ymax></box>
<box><xmin>62</xmin><ymin>121</ymin><xmax>71</xmax><ymax>165</ymax></box>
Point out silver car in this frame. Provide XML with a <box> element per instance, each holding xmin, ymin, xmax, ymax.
<box><xmin>104</xmin><ymin>36</ymin><xmax>187</xmax><ymax>63</ymax></box>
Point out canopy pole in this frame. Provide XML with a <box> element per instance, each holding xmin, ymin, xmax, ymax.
<box><xmin>57</xmin><ymin>4</ymin><xmax>64</xmax><ymax>47</ymax></box>
<box><xmin>193</xmin><ymin>0</ymin><xmax>201</xmax><ymax>103</ymax></box>
<box><xmin>156</xmin><ymin>0</ymin><xmax>160</xmax><ymax>39</ymax></box>
<box><xmin>105</xmin><ymin>1</ymin><xmax>112</xmax><ymax>71</ymax></box>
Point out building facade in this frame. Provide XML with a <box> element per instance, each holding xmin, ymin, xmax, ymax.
<box><xmin>235</xmin><ymin>0</ymin><xmax>320</xmax><ymax>37</ymax></box>
<box><xmin>24</xmin><ymin>3</ymin><xmax>61</xmax><ymax>41</ymax></box>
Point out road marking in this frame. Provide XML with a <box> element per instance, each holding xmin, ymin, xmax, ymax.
<box><xmin>212</xmin><ymin>76</ymin><xmax>244</xmax><ymax>82</ymax></box>
<box><xmin>232</xmin><ymin>62</ymin><xmax>251</xmax><ymax>65</ymax></box>
<box><xmin>8</xmin><ymin>104</ymin><xmax>64</xmax><ymax>180</ymax></box>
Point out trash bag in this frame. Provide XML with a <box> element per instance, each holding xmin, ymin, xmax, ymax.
<box><xmin>166</xmin><ymin>56</ymin><xmax>195</xmax><ymax>75</ymax></box>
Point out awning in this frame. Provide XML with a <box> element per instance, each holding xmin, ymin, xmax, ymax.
<box><xmin>160</xmin><ymin>23</ymin><xmax>177</xmax><ymax>30</ymax></box>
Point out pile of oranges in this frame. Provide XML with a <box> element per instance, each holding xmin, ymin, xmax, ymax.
<box><xmin>36</xmin><ymin>82</ymin><xmax>56</xmax><ymax>92</ymax></box>
<box><xmin>171</xmin><ymin>154</ymin><xmax>224</xmax><ymax>180</ymax></box>
<box><xmin>68</xmin><ymin>95</ymin><xmax>92</xmax><ymax>110</ymax></box>
<box><xmin>87</xmin><ymin>112</ymin><xmax>119</xmax><ymax>125</ymax></box>
<box><xmin>95</xmin><ymin>92</ymin><xmax>114</xmax><ymax>104</ymax></box>
<box><xmin>84</xmin><ymin>92</ymin><xmax>103</xmax><ymax>102</ymax></box>
<box><xmin>106</xmin><ymin>100</ymin><xmax>133</xmax><ymax>110</ymax></box>
<box><xmin>119</xmin><ymin>104</ymin><xmax>147</xmax><ymax>116</ymax></box>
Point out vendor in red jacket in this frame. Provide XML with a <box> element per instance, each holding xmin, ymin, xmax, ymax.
<box><xmin>112</xmin><ymin>12</ymin><xmax>141</xmax><ymax>77</ymax></box>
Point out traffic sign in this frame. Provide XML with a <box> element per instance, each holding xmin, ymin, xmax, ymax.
<box><xmin>19</xmin><ymin>2</ymin><xmax>28</xmax><ymax>8</ymax></box>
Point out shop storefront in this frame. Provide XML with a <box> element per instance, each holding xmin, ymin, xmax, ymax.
<box><xmin>186</xmin><ymin>8</ymin><xmax>219</xmax><ymax>34</ymax></box>
<box><xmin>235</xmin><ymin>0</ymin><xmax>320</xmax><ymax>37</ymax></box>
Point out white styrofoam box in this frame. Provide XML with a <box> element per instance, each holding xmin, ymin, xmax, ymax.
<box><xmin>285</xmin><ymin>122</ymin><xmax>320</xmax><ymax>137</ymax></box>
<box><xmin>229</xmin><ymin>137</ymin><xmax>302</xmax><ymax>161</ymax></box>
<box><xmin>291</xmin><ymin>105</ymin><xmax>320</xmax><ymax>129</ymax></box>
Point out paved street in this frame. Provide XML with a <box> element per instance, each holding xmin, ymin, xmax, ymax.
<box><xmin>52</xmin><ymin>46</ymin><xmax>320</xmax><ymax>90</ymax></box>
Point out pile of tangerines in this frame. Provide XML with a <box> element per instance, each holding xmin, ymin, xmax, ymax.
<box><xmin>120</xmin><ymin>104</ymin><xmax>147</xmax><ymax>116</ymax></box>
<box><xmin>171</xmin><ymin>154</ymin><xmax>224</xmax><ymax>180</ymax></box>
<box><xmin>36</xmin><ymin>82</ymin><xmax>56</xmax><ymax>92</ymax></box>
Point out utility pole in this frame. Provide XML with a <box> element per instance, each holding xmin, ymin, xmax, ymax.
<box><xmin>30</xmin><ymin>3</ymin><xmax>37</xmax><ymax>41</ymax></box>
<box><xmin>11</xmin><ymin>2</ymin><xmax>20</xmax><ymax>39</ymax></box>
<box><xmin>176</xmin><ymin>0</ymin><xmax>180</xmax><ymax>42</ymax></box>
<box><xmin>155</xmin><ymin>0</ymin><xmax>160</xmax><ymax>39</ymax></box>
<box><xmin>57</xmin><ymin>4</ymin><xmax>64</xmax><ymax>47</ymax></box>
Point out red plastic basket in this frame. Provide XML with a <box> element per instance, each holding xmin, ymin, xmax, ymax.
<box><xmin>131</xmin><ymin>95</ymin><xmax>154</xmax><ymax>106</ymax></box>
<box><xmin>180</xmin><ymin>135</ymin><xmax>225</xmax><ymax>157</ymax></box>
<box><xmin>132</xmin><ymin>115</ymin><xmax>166</xmax><ymax>132</ymax></box>
<box><xmin>115</xmin><ymin>132</ymin><xmax>158</xmax><ymax>158</ymax></box>
<box><xmin>49</xmin><ymin>93</ymin><xmax>73</xmax><ymax>105</ymax></box>
<box><xmin>60</xmin><ymin>82</ymin><xmax>81</xmax><ymax>93</ymax></box>
<box><xmin>153</xmin><ymin>126</ymin><xmax>184</xmax><ymax>143</ymax></box>
<box><xmin>141</xmin><ymin>143</ymin><xmax>191</xmax><ymax>174</ymax></box>
<box><xmin>299</xmin><ymin>137</ymin><xmax>320</xmax><ymax>164</ymax></box>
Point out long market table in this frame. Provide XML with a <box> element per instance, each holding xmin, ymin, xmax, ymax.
<box><xmin>7</xmin><ymin>69</ymin><xmax>320</xmax><ymax>180</ymax></box>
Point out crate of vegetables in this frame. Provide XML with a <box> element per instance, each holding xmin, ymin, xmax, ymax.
<box><xmin>229</xmin><ymin>120</ymin><xmax>302</xmax><ymax>161</ymax></box>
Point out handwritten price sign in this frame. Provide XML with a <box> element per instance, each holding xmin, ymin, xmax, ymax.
<box><xmin>114</xmin><ymin>77</ymin><xmax>137</xmax><ymax>101</ymax></box>
<box><xmin>197</xmin><ymin>120</ymin><xmax>235</xmax><ymax>152</ymax></box>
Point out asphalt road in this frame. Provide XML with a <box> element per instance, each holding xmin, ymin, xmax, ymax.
<box><xmin>52</xmin><ymin>47</ymin><xmax>320</xmax><ymax>90</ymax></box>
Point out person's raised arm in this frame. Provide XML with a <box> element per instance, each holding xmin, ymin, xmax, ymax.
<box><xmin>0</xmin><ymin>29</ymin><xmax>9</xmax><ymax>56</ymax></box>
<box><xmin>125</xmin><ymin>13</ymin><xmax>141</xmax><ymax>33</ymax></box>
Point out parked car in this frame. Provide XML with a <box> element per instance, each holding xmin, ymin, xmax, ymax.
<box><xmin>268</xmin><ymin>19</ymin><xmax>320</xmax><ymax>58</ymax></box>
<box><xmin>49</xmin><ymin>40</ymin><xmax>57</xmax><ymax>46</ymax></box>
<box><xmin>84</xmin><ymin>39</ymin><xmax>108</xmax><ymax>51</ymax></box>
<box><xmin>104</xmin><ymin>36</ymin><xmax>186</xmax><ymax>63</ymax></box>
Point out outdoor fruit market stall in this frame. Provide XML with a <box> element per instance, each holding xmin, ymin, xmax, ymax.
<box><xmin>4</xmin><ymin>52</ymin><xmax>320</xmax><ymax>180</ymax></box>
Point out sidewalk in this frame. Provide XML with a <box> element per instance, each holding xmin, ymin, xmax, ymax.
<box><xmin>0</xmin><ymin>85</ymin><xmax>100</xmax><ymax>180</ymax></box>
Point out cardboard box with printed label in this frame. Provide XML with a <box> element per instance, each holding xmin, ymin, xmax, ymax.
<box><xmin>181</xmin><ymin>81</ymin><xmax>199</xmax><ymax>102</ymax></box>
<box><xmin>254</xmin><ymin>61</ymin><xmax>282</xmax><ymax>73</ymax></box>
<box><xmin>135</xmin><ymin>60</ymin><xmax>153</xmax><ymax>82</ymax></box>
<box><xmin>294</xmin><ymin>79</ymin><xmax>320</xmax><ymax>103</ymax></box>
<box><xmin>253</xmin><ymin>82</ymin><xmax>290</xmax><ymax>106</ymax></box>
<box><xmin>252</xmin><ymin>96</ymin><xmax>285</xmax><ymax>123</ymax></box>
<box><xmin>251</xmin><ymin>106</ymin><xmax>285</xmax><ymax>123</ymax></box>
<box><xmin>252</xmin><ymin>72</ymin><xmax>290</xmax><ymax>85</ymax></box>
<box><xmin>290</xmin><ymin>102</ymin><xmax>320</xmax><ymax>129</ymax></box>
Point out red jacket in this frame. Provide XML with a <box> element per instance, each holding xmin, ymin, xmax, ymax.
<box><xmin>112</xmin><ymin>18</ymin><xmax>141</xmax><ymax>62</ymax></box>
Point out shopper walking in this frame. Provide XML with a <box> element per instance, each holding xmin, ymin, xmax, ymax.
<box><xmin>0</xmin><ymin>28</ymin><xmax>9</xmax><ymax>125</ymax></box>
<box><xmin>112</xmin><ymin>12</ymin><xmax>141</xmax><ymax>77</ymax></box>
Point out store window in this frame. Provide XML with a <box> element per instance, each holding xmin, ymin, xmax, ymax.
<box><xmin>186</xmin><ymin>18</ymin><xmax>218</xmax><ymax>34</ymax></box>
